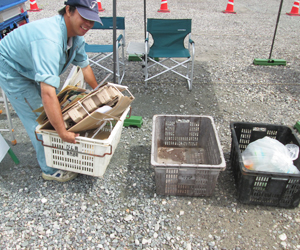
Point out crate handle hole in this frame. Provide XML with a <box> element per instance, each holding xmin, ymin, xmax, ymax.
<box><xmin>176</xmin><ymin>119</ymin><xmax>190</xmax><ymax>123</ymax></box>
<box><xmin>253</xmin><ymin>127</ymin><xmax>267</xmax><ymax>132</ymax></box>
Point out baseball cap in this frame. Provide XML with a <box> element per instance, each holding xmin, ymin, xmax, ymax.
<box><xmin>64</xmin><ymin>0</ymin><xmax>103</xmax><ymax>25</ymax></box>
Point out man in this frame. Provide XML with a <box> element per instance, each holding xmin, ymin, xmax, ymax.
<box><xmin>0</xmin><ymin>0</ymin><xmax>102</xmax><ymax>182</ymax></box>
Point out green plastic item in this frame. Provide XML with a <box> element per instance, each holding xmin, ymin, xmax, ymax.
<box><xmin>128</xmin><ymin>55</ymin><xmax>159</xmax><ymax>62</ymax></box>
<box><xmin>123</xmin><ymin>116</ymin><xmax>143</xmax><ymax>128</ymax></box>
<box><xmin>253</xmin><ymin>58</ymin><xmax>286</xmax><ymax>66</ymax></box>
<box><xmin>7</xmin><ymin>148</ymin><xmax>20</xmax><ymax>164</ymax></box>
<box><xmin>294</xmin><ymin>121</ymin><xmax>300</xmax><ymax>133</ymax></box>
<box><xmin>128</xmin><ymin>54</ymin><xmax>143</xmax><ymax>61</ymax></box>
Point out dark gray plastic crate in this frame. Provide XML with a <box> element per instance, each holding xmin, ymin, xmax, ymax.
<box><xmin>151</xmin><ymin>115</ymin><xmax>225</xmax><ymax>196</ymax></box>
<box><xmin>230</xmin><ymin>122</ymin><xmax>300</xmax><ymax>208</ymax></box>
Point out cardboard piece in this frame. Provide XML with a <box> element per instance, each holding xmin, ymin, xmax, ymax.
<box><xmin>35</xmin><ymin>85</ymin><xmax>88</xmax><ymax>125</ymax></box>
<box><xmin>39</xmin><ymin>83</ymin><xmax>134</xmax><ymax>133</ymax></box>
<box><xmin>62</xmin><ymin>85</ymin><xmax>122</xmax><ymax>127</ymax></box>
<box><xmin>68</xmin><ymin>95</ymin><xmax>132</xmax><ymax>132</ymax></box>
<box><xmin>62</xmin><ymin>66</ymin><xmax>85</xmax><ymax>90</ymax></box>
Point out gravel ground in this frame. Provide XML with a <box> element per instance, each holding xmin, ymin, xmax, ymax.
<box><xmin>1</xmin><ymin>0</ymin><xmax>300</xmax><ymax>249</ymax></box>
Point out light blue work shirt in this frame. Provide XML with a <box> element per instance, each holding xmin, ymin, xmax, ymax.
<box><xmin>0</xmin><ymin>15</ymin><xmax>89</xmax><ymax>92</ymax></box>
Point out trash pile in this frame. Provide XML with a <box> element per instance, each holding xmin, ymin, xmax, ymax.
<box><xmin>242</xmin><ymin>136</ymin><xmax>300</xmax><ymax>174</ymax></box>
<box><xmin>36</xmin><ymin>68</ymin><xmax>134</xmax><ymax>139</ymax></box>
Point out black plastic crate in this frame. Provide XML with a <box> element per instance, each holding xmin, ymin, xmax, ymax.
<box><xmin>230</xmin><ymin>122</ymin><xmax>300</xmax><ymax>208</ymax></box>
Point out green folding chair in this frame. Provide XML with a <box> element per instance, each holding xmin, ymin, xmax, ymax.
<box><xmin>85</xmin><ymin>17</ymin><xmax>126</xmax><ymax>84</ymax></box>
<box><xmin>145</xmin><ymin>19</ymin><xmax>195</xmax><ymax>90</ymax></box>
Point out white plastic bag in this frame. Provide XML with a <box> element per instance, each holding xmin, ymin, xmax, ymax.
<box><xmin>242</xmin><ymin>136</ymin><xmax>300</xmax><ymax>174</ymax></box>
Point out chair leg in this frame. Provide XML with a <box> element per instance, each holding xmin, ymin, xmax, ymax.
<box><xmin>89</xmin><ymin>47</ymin><xmax>126</xmax><ymax>85</ymax></box>
<box><xmin>116</xmin><ymin>50</ymin><xmax>121</xmax><ymax>84</ymax></box>
<box><xmin>146</xmin><ymin>57</ymin><xmax>190</xmax><ymax>82</ymax></box>
<box><xmin>189</xmin><ymin>51</ymin><xmax>195</xmax><ymax>90</ymax></box>
<box><xmin>188</xmin><ymin>42</ymin><xmax>195</xmax><ymax>90</ymax></box>
<box><xmin>186</xmin><ymin>62</ymin><xmax>190</xmax><ymax>90</ymax></box>
<box><xmin>186</xmin><ymin>61</ymin><xmax>194</xmax><ymax>90</ymax></box>
<box><xmin>120</xmin><ymin>45</ymin><xmax>126</xmax><ymax>84</ymax></box>
<box><xmin>145</xmin><ymin>57</ymin><xmax>194</xmax><ymax>90</ymax></box>
<box><xmin>144</xmin><ymin>55</ymin><xmax>148</xmax><ymax>87</ymax></box>
<box><xmin>189</xmin><ymin>64</ymin><xmax>194</xmax><ymax>91</ymax></box>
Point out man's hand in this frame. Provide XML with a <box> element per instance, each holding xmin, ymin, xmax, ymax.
<box><xmin>57</xmin><ymin>130</ymin><xmax>79</xmax><ymax>144</ymax></box>
<box><xmin>40</xmin><ymin>82</ymin><xmax>79</xmax><ymax>143</ymax></box>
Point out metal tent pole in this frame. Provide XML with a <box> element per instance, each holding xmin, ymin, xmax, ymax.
<box><xmin>144</xmin><ymin>0</ymin><xmax>146</xmax><ymax>39</ymax></box>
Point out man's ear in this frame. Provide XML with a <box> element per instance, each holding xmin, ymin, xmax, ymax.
<box><xmin>65</xmin><ymin>5</ymin><xmax>71</xmax><ymax>17</ymax></box>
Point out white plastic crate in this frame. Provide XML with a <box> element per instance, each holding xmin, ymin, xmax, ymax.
<box><xmin>36</xmin><ymin>107</ymin><xmax>130</xmax><ymax>177</ymax></box>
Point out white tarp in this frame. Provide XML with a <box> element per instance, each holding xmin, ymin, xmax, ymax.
<box><xmin>0</xmin><ymin>133</ymin><xmax>9</xmax><ymax>162</ymax></box>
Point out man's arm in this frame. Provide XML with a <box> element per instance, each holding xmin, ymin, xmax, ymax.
<box><xmin>81</xmin><ymin>65</ymin><xmax>98</xmax><ymax>89</ymax></box>
<box><xmin>41</xmin><ymin>82</ymin><xmax>79</xmax><ymax>143</ymax></box>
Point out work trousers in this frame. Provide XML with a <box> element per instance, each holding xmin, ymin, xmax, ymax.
<box><xmin>0</xmin><ymin>55</ymin><xmax>57</xmax><ymax>175</ymax></box>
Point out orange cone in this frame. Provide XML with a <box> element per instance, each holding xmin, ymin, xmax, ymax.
<box><xmin>158</xmin><ymin>0</ymin><xmax>170</xmax><ymax>13</ymax></box>
<box><xmin>97</xmin><ymin>0</ymin><xmax>105</xmax><ymax>12</ymax></box>
<box><xmin>28</xmin><ymin>0</ymin><xmax>42</xmax><ymax>12</ymax></box>
<box><xmin>222</xmin><ymin>0</ymin><xmax>236</xmax><ymax>14</ymax></box>
<box><xmin>287</xmin><ymin>0</ymin><xmax>300</xmax><ymax>16</ymax></box>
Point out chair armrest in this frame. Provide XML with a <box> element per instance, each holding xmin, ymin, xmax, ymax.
<box><xmin>189</xmin><ymin>38</ymin><xmax>195</xmax><ymax>57</ymax></box>
<box><xmin>117</xmin><ymin>34</ymin><xmax>123</xmax><ymax>42</ymax></box>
